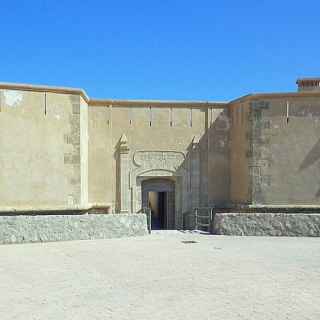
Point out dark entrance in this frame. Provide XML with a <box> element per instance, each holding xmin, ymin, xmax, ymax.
<box><xmin>148</xmin><ymin>191</ymin><xmax>168</xmax><ymax>229</ymax></box>
<box><xmin>141</xmin><ymin>178</ymin><xmax>175</xmax><ymax>229</ymax></box>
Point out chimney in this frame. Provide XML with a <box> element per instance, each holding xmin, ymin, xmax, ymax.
<box><xmin>296</xmin><ymin>78</ymin><xmax>320</xmax><ymax>92</ymax></box>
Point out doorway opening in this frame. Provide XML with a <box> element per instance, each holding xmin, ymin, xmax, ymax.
<box><xmin>141</xmin><ymin>178</ymin><xmax>175</xmax><ymax>230</ymax></box>
<box><xmin>148</xmin><ymin>191</ymin><xmax>168</xmax><ymax>229</ymax></box>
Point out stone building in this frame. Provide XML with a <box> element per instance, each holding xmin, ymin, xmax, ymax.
<box><xmin>1</xmin><ymin>78</ymin><xmax>320</xmax><ymax>230</ymax></box>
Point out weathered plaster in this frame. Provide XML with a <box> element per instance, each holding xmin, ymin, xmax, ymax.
<box><xmin>3</xmin><ymin>90</ymin><xmax>23</xmax><ymax>107</ymax></box>
<box><xmin>1</xmin><ymin>81</ymin><xmax>320</xmax><ymax>232</ymax></box>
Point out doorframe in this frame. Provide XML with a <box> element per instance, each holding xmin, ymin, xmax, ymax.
<box><xmin>141</xmin><ymin>178</ymin><xmax>176</xmax><ymax>229</ymax></box>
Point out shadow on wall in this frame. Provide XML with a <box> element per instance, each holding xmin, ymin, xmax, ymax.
<box><xmin>204</xmin><ymin>108</ymin><xmax>231</xmax><ymax>207</ymax></box>
<box><xmin>299</xmin><ymin>138</ymin><xmax>320</xmax><ymax>171</ymax></box>
<box><xmin>178</xmin><ymin>108</ymin><xmax>231</xmax><ymax>210</ymax></box>
<box><xmin>299</xmin><ymin>138</ymin><xmax>320</xmax><ymax>198</ymax></box>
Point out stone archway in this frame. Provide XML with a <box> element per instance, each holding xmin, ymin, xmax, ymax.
<box><xmin>129</xmin><ymin>150</ymin><xmax>186</xmax><ymax>218</ymax></box>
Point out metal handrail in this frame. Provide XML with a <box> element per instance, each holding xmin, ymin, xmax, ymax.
<box><xmin>188</xmin><ymin>207</ymin><xmax>215</xmax><ymax>231</ymax></box>
<box><xmin>197</xmin><ymin>222</ymin><xmax>211</xmax><ymax>227</ymax></box>
<box><xmin>142</xmin><ymin>207</ymin><xmax>152</xmax><ymax>233</ymax></box>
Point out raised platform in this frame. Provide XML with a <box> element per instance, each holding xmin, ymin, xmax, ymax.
<box><xmin>0</xmin><ymin>213</ymin><xmax>148</xmax><ymax>244</ymax></box>
<box><xmin>213</xmin><ymin>212</ymin><xmax>320</xmax><ymax>237</ymax></box>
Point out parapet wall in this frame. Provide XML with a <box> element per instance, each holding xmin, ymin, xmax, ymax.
<box><xmin>0</xmin><ymin>213</ymin><xmax>148</xmax><ymax>244</ymax></box>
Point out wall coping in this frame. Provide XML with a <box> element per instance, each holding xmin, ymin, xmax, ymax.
<box><xmin>0</xmin><ymin>204</ymin><xmax>113</xmax><ymax>213</ymax></box>
<box><xmin>229</xmin><ymin>91</ymin><xmax>320</xmax><ymax>104</ymax></box>
<box><xmin>0</xmin><ymin>82</ymin><xmax>227</xmax><ymax>108</ymax></box>
<box><xmin>2</xmin><ymin>81</ymin><xmax>320</xmax><ymax>108</ymax></box>
<box><xmin>216</xmin><ymin>212</ymin><xmax>320</xmax><ymax>216</ymax></box>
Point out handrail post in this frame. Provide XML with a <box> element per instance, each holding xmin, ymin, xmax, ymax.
<box><xmin>143</xmin><ymin>207</ymin><xmax>152</xmax><ymax>234</ymax></box>
<box><xmin>195</xmin><ymin>208</ymin><xmax>198</xmax><ymax>230</ymax></box>
<box><xmin>148</xmin><ymin>208</ymin><xmax>152</xmax><ymax>234</ymax></box>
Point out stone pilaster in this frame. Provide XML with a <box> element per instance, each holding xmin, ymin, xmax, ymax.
<box><xmin>191</xmin><ymin>135</ymin><xmax>200</xmax><ymax>209</ymax></box>
<box><xmin>118</xmin><ymin>134</ymin><xmax>130</xmax><ymax>213</ymax></box>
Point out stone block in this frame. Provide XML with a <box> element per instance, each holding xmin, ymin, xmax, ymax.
<box><xmin>213</xmin><ymin>212</ymin><xmax>320</xmax><ymax>236</ymax></box>
<box><xmin>0</xmin><ymin>214</ymin><xmax>148</xmax><ymax>244</ymax></box>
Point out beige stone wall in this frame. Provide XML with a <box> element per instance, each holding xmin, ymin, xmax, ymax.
<box><xmin>88</xmin><ymin>105</ymin><xmax>209</xmax><ymax>214</ymax></box>
<box><xmin>248</xmin><ymin>97</ymin><xmax>320</xmax><ymax>205</ymax></box>
<box><xmin>88</xmin><ymin>106</ymin><xmax>113</xmax><ymax>207</ymax></box>
<box><xmin>3</xmin><ymin>83</ymin><xmax>320</xmax><ymax>215</ymax></box>
<box><xmin>0</xmin><ymin>89</ymin><xmax>231</xmax><ymax>217</ymax></box>
<box><xmin>207</xmin><ymin>108</ymin><xmax>231</xmax><ymax>206</ymax></box>
<box><xmin>0</xmin><ymin>89</ymin><xmax>84</xmax><ymax>210</ymax></box>
<box><xmin>229</xmin><ymin>102</ymin><xmax>250</xmax><ymax>204</ymax></box>
<box><xmin>80</xmin><ymin>96</ymin><xmax>89</xmax><ymax>206</ymax></box>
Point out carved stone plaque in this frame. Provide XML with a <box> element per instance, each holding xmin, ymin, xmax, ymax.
<box><xmin>133</xmin><ymin>151</ymin><xmax>185</xmax><ymax>171</ymax></box>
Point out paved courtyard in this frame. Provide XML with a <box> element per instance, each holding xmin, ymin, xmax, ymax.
<box><xmin>0</xmin><ymin>231</ymin><xmax>319</xmax><ymax>320</ymax></box>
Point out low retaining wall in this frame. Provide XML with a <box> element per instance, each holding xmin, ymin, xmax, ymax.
<box><xmin>0</xmin><ymin>214</ymin><xmax>148</xmax><ymax>244</ymax></box>
<box><xmin>213</xmin><ymin>213</ymin><xmax>320</xmax><ymax>237</ymax></box>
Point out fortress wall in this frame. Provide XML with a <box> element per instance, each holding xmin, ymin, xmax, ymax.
<box><xmin>0</xmin><ymin>89</ymin><xmax>85</xmax><ymax>210</ymax></box>
<box><xmin>249</xmin><ymin>97</ymin><xmax>320</xmax><ymax>206</ymax></box>
<box><xmin>229</xmin><ymin>102</ymin><xmax>250</xmax><ymax>204</ymax></box>
<box><xmin>88</xmin><ymin>106</ymin><xmax>112</xmax><ymax>207</ymax></box>
<box><xmin>0</xmin><ymin>85</ymin><xmax>235</xmax><ymax>215</ymax></box>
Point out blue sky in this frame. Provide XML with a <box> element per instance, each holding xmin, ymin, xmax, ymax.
<box><xmin>1</xmin><ymin>1</ymin><xmax>319</xmax><ymax>101</ymax></box>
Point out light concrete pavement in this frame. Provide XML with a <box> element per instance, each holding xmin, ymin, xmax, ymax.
<box><xmin>0</xmin><ymin>231</ymin><xmax>319</xmax><ymax>320</ymax></box>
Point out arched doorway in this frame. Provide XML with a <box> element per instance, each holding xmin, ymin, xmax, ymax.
<box><xmin>141</xmin><ymin>178</ymin><xmax>175</xmax><ymax>230</ymax></box>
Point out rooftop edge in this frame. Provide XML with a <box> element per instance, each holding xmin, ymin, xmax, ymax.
<box><xmin>1</xmin><ymin>81</ymin><xmax>320</xmax><ymax>107</ymax></box>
